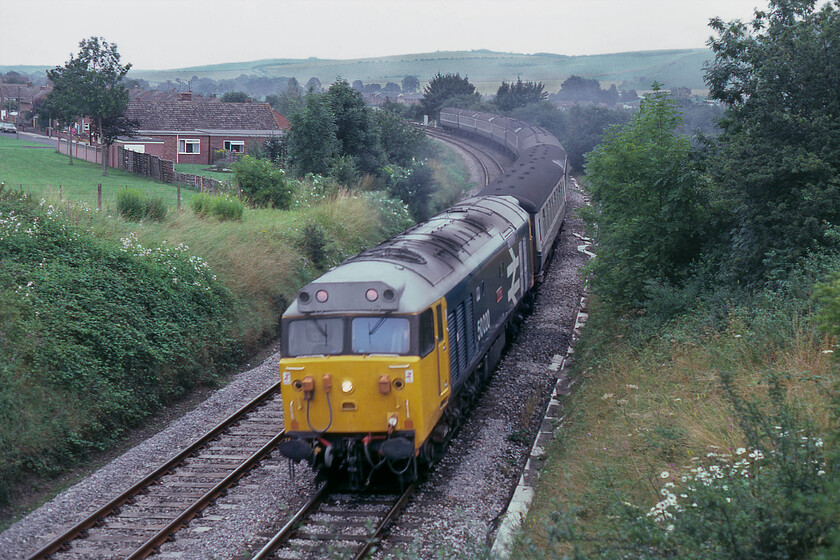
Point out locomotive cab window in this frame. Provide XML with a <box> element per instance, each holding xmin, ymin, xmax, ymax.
<box><xmin>287</xmin><ymin>318</ymin><xmax>344</xmax><ymax>356</ymax></box>
<box><xmin>352</xmin><ymin>317</ymin><xmax>410</xmax><ymax>355</ymax></box>
<box><xmin>419</xmin><ymin>309</ymin><xmax>435</xmax><ymax>357</ymax></box>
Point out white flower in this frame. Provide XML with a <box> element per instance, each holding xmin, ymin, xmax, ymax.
<box><xmin>736</xmin><ymin>447</ymin><xmax>746</xmax><ymax>455</ymax></box>
<box><xmin>660</xmin><ymin>471</ymin><xmax>669</xmax><ymax>479</ymax></box>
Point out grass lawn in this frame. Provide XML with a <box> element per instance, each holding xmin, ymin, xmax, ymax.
<box><xmin>0</xmin><ymin>134</ymin><xmax>198</xmax><ymax>209</ymax></box>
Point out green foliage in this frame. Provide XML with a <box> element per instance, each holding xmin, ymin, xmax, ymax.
<box><xmin>190</xmin><ymin>192</ymin><xmax>244</xmax><ymax>221</ymax></box>
<box><xmin>116</xmin><ymin>188</ymin><xmax>167</xmax><ymax>222</ymax></box>
<box><xmin>420</xmin><ymin>72</ymin><xmax>481</xmax><ymax>118</ymax></box>
<box><xmin>231</xmin><ymin>155</ymin><xmax>294</xmax><ymax>209</ymax></box>
<box><xmin>531</xmin><ymin>382</ymin><xmax>838</xmax><ymax>560</ymax></box>
<box><xmin>299</xmin><ymin>222</ymin><xmax>332</xmax><ymax>270</ymax></box>
<box><xmin>326</xmin><ymin>79</ymin><xmax>384</xmax><ymax>174</ymax></box>
<box><xmin>0</xmin><ymin>186</ymin><xmax>236</xmax><ymax>504</ymax></box>
<box><xmin>374</xmin><ymin>108</ymin><xmax>431</xmax><ymax>167</ymax></box>
<box><xmin>220</xmin><ymin>90</ymin><xmax>250</xmax><ymax>103</ymax></box>
<box><xmin>385</xmin><ymin>161</ymin><xmax>435</xmax><ymax>222</ymax></box>
<box><xmin>330</xmin><ymin>154</ymin><xmax>359</xmax><ymax>186</ymax></box>
<box><xmin>360</xmin><ymin>190</ymin><xmax>414</xmax><ymax>237</ymax></box>
<box><xmin>705</xmin><ymin>0</ymin><xmax>840</xmax><ymax>283</ymax></box>
<box><xmin>494</xmin><ymin>77</ymin><xmax>547</xmax><ymax>111</ymax></box>
<box><xmin>287</xmin><ymin>92</ymin><xmax>340</xmax><ymax>176</ymax></box>
<box><xmin>582</xmin><ymin>85</ymin><xmax>706</xmax><ymax>309</ymax></box>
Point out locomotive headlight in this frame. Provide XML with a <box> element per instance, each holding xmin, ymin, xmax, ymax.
<box><xmin>388</xmin><ymin>416</ymin><xmax>398</xmax><ymax>428</ymax></box>
<box><xmin>365</xmin><ymin>288</ymin><xmax>379</xmax><ymax>302</ymax></box>
<box><xmin>341</xmin><ymin>379</ymin><xmax>354</xmax><ymax>394</ymax></box>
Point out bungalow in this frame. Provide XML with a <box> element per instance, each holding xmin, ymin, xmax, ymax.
<box><xmin>123</xmin><ymin>96</ymin><xmax>289</xmax><ymax>165</ymax></box>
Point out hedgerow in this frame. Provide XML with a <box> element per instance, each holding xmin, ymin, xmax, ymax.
<box><xmin>0</xmin><ymin>186</ymin><xmax>237</xmax><ymax>504</ymax></box>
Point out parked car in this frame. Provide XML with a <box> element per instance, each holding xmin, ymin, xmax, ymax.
<box><xmin>0</xmin><ymin>122</ymin><xmax>16</xmax><ymax>133</ymax></box>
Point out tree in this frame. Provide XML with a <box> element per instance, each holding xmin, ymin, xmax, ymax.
<box><xmin>306</xmin><ymin>77</ymin><xmax>322</xmax><ymax>92</ymax></box>
<box><xmin>325</xmin><ymin>79</ymin><xmax>383</xmax><ymax>173</ymax></box>
<box><xmin>401</xmin><ymin>75</ymin><xmax>420</xmax><ymax>93</ymax></box>
<box><xmin>555</xmin><ymin>75</ymin><xmax>602</xmax><ymax>103</ymax></box>
<box><xmin>705</xmin><ymin>0</ymin><xmax>840</xmax><ymax>283</ymax></box>
<box><xmin>269</xmin><ymin>77</ymin><xmax>304</xmax><ymax>117</ymax></box>
<box><xmin>47</xmin><ymin>37</ymin><xmax>133</xmax><ymax>176</ymax></box>
<box><xmin>374</xmin><ymin>109</ymin><xmax>429</xmax><ymax>167</ymax></box>
<box><xmin>494</xmin><ymin>77</ymin><xmax>547</xmax><ymax>111</ymax></box>
<box><xmin>419</xmin><ymin>72</ymin><xmax>481</xmax><ymax>118</ymax></box>
<box><xmin>383</xmin><ymin>82</ymin><xmax>401</xmax><ymax>95</ymax></box>
<box><xmin>221</xmin><ymin>91</ymin><xmax>250</xmax><ymax>103</ymax></box>
<box><xmin>287</xmin><ymin>92</ymin><xmax>339</xmax><ymax>175</ymax></box>
<box><xmin>43</xmin><ymin>54</ymin><xmax>88</xmax><ymax>165</ymax></box>
<box><xmin>582</xmin><ymin>85</ymin><xmax>706</xmax><ymax>309</ymax></box>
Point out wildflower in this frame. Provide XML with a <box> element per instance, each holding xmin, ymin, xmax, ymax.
<box><xmin>734</xmin><ymin>334</ymin><xmax>742</xmax><ymax>338</ymax></box>
<box><xmin>735</xmin><ymin>447</ymin><xmax>746</xmax><ymax>455</ymax></box>
<box><xmin>822</xmin><ymin>349</ymin><xmax>834</xmax><ymax>354</ymax></box>
<box><xmin>660</xmin><ymin>471</ymin><xmax>669</xmax><ymax>479</ymax></box>
<box><xmin>601</xmin><ymin>393</ymin><xmax>614</xmax><ymax>400</ymax></box>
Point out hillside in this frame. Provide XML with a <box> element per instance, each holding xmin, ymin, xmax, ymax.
<box><xmin>2</xmin><ymin>48</ymin><xmax>713</xmax><ymax>94</ymax></box>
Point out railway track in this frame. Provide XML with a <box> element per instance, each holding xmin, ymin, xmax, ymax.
<box><xmin>422</xmin><ymin>126</ymin><xmax>507</xmax><ymax>188</ymax></box>
<box><xmin>27</xmin><ymin>382</ymin><xmax>287</xmax><ymax>560</ymax></box>
<box><xmin>246</xmin><ymin>482</ymin><xmax>415</xmax><ymax>560</ymax></box>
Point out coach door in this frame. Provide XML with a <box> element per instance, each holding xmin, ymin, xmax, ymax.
<box><xmin>435</xmin><ymin>302</ymin><xmax>451</xmax><ymax>401</ymax></box>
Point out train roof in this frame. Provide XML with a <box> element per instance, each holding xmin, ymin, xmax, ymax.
<box><xmin>284</xmin><ymin>196</ymin><xmax>529</xmax><ymax>316</ymax></box>
<box><xmin>478</xmin><ymin>144</ymin><xmax>567</xmax><ymax>213</ymax></box>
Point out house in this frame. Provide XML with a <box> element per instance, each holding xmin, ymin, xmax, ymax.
<box><xmin>122</xmin><ymin>95</ymin><xmax>290</xmax><ymax>164</ymax></box>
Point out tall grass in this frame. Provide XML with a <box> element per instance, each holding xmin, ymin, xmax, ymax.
<box><xmin>518</xmin><ymin>291</ymin><xmax>837</xmax><ymax>558</ymax></box>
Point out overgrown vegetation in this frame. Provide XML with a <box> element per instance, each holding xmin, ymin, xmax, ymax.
<box><xmin>0</xmin><ymin>185</ymin><xmax>235</xmax><ymax>505</ymax></box>
<box><xmin>116</xmin><ymin>188</ymin><xmax>167</xmax><ymax>221</ymax></box>
<box><xmin>515</xmin><ymin>2</ymin><xmax>840</xmax><ymax>558</ymax></box>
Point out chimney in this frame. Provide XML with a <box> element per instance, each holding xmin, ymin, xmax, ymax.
<box><xmin>180</xmin><ymin>91</ymin><xmax>193</xmax><ymax>101</ymax></box>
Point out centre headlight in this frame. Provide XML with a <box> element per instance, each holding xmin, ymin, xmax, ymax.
<box><xmin>341</xmin><ymin>379</ymin><xmax>354</xmax><ymax>394</ymax></box>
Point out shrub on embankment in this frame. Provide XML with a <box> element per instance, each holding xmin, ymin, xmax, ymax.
<box><xmin>0</xmin><ymin>186</ymin><xmax>236</xmax><ymax>504</ymax></box>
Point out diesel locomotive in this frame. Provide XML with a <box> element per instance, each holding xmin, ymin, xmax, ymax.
<box><xmin>277</xmin><ymin>108</ymin><xmax>568</xmax><ymax>485</ymax></box>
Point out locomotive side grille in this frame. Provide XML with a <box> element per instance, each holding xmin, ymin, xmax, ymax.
<box><xmin>465</xmin><ymin>295</ymin><xmax>476</xmax><ymax>361</ymax></box>
<box><xmin>448</xmin><ymin>309</ymin><xmax>459</xmax><ymax>384</ymax></box>
<box><xmin>455</xmin><ymin>302</ymin><xmax>468</xmax><ymax>373</ymax></box>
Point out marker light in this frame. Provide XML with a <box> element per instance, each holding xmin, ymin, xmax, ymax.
<box><xmin>315</xmin><ymin>289</ymin><xmax>329</xmax><ymax>303</ymax></box>
<box><xmin>388</xmin><ymin>416</ymin><xmax>398</xmax><ymax>427</ymax></box>
<box><xmin>341</xmin><ymin>379</ymin><xmax>354</xmax><ymax>394</ymax></box>
<box><xmin>365</xmin><ymin>288</ymin><xmax>379</xmax><ymax>302</ymax></box>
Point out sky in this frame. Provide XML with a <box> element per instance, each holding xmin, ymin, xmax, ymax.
<box><xmin>1</xmin><ymin>0</ymin><xmax>772</xmax><ymax>70</ymax></box>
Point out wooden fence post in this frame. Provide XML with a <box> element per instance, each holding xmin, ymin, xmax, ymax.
<box><xmin>97</xmin><ymin>183</ymin><xmax>102</xmax><ymax>211</ymax></box>
<box><xmin>177</xmin><ymin>184</ymin><xmax>181</xmax><ymax>212</ymax></box>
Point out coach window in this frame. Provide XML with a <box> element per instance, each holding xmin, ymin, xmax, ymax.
<box><xmin>419</xmin><ymin>309</ymin><xmax>435</xmax><ymax>356</ymax></box>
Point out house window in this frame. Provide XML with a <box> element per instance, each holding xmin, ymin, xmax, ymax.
<box><xmin>224</xmin><ymin>140</ymin><xmax>245</xmax><ymax>153</ymax></box>
<box><xmin>178</xmin><ymin>139</ymin><xmax>200</xmax><ymax>154</ymax></box>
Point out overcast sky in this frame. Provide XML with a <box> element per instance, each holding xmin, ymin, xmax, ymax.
<box><xmin>2</xmin><ymin>0</ymin><xmax>771</xmax><ymax>70</ymax></box>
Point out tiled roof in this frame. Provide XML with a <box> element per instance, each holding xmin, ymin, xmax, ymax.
<box><xmin>125</xmin><ymin>100</ymin><xmax>283</xmax><ymax>132</ymax></box>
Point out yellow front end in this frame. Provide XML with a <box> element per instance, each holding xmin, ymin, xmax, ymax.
<box><xmin>280</xmin><ymin>352</ymin><xmax>444</xmax><ymax>453</ymax></box>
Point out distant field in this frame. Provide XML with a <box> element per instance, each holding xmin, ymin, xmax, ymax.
<box><xmin>124</xmin><ymin>49</ymin><xmax>714</xmax><ymax>94</ymax></box>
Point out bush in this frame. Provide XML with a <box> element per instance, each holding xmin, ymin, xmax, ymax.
<box><xmin>116</xmin><ymin>188</ymin><xmax>168</xmax><ymax>222</ymax></box>
<box><xmin>231</xmin><ymin>155</ymin><xmax>293</xmax><ymax>209</ymax></box>
<box><xmin>190</xmin><ymin>192</ymin><xmax>244</xmax><ymax>221</ymax></box>
<box><xmin>0</xmin><ymin>189</ymin><xmax>236</xmax><ymax>504</ymax></box>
